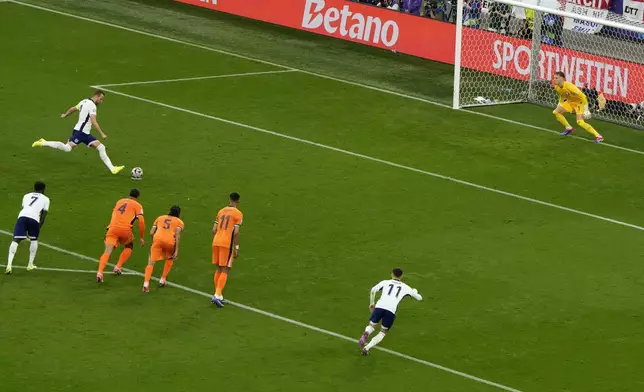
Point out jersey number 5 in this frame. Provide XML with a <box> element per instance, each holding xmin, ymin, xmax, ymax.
<box><xmin>163</xmin><ymin>219</ymin><xmax>172</xmax><ymax>230</ymax></box>
<box><xmin>387</xmin><ymin>284</ymin><xmax>402</xmax><ymax>298</ymax></box>
<box><xmin>117</xmin><ymin>203</ymin><xmax>128</xmax><ymax>214</ymax></box>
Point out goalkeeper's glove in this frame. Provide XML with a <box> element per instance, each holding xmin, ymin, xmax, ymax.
<box><xmin>583</xmin><ymin>105</ymin><xmax>592</xmax><ymax>120</ymax></box>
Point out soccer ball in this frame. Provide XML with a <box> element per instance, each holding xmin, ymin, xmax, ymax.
<box><xmin>131</xmin><ymin>167</ymin><xmax>143</xmax><ymax>180</ymax></box>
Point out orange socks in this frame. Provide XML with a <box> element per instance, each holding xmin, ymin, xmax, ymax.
<box><xmin>115</xmin><ymin>247</ymin><xmax>132</xmax><ymax>269</ymax></box>
<box><xmin>144</xmin><ymin>265</ymin><xmax>154</xmax><ymax>286</ymax></box>
<box><xmin>214</xmin><ymin>271</ymin><xmax>221</xmax><ymax>288</ymax></box>
<box><xmin>215</xmin><ymin>272</ymin><xmax>228</xmax><ymax>297</ymax></box>
<box><xmin>161</xmin><ymin>260</ymin><xmax>174</xmax><ymax>281</ymax></box>
<box><xmin>98</xmin><ymin>253</ymin><xmax>110</xmax><ymax>275</ymax></box>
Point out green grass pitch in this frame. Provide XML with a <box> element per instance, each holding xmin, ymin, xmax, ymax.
<box><xmin>2</xmin><ymin>1</ymin><xmax>644</xmax><ymax>391</ymax></box>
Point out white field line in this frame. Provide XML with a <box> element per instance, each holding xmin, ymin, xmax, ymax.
<box><xmin>10</xmin><ymin>0</ymin><xmax>644</xmax><ymax>157</ymax></box>
<box><xmin>94</xmin><ymin>86</ymin><xmax>644</xmax><ymax>233</ymax></box>
<box><xmin>96</xmin><ymin>69</ymin><xmax>298</xmax><ymax>88</ymax></box>
<box><xmin>0</xmin><ymin>264</ymin><xmax>136</xmax><ymax>275</ymax></box>
<box><xmin>0</xmin><ymin>229</ymin><xmax>524</xmax><ymax>392</ymax></box>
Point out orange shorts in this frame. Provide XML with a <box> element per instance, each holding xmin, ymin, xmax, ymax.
<box><xmin>105</xmin><ymin>227</ymin><xmax>134</xmax><ymax>247</ymax></box>
<box><xmin>150</xmin><ymin>241</ymin><xmax>175</xmax><ymax>262</ymax></box>
<box><xmin>212</xmin><ymin>245</ymin><xmax>234</xmax><ymax>268</ymax></box>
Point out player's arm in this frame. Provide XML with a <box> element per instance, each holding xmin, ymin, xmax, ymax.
<box><xmin>90</xmin><ymin>115</ymin><xmax>108</xmax><ymax>139</ymax></box>
<box><xmin>172</xmin><ymin>227</ymin><xmax>183</xmax><ymax>259</ymax></box>
<box><xmin>409</xmin><ymin>288</ymin><xmax>423</xmax><ymax>301</ymax></box>
<box><xmin>567</xmin><ymin>83</ymin><xmax>589</xmax><ymax>106</ymax></box>
<box><xmin>39</xmin><ymin>199</ymin><xmax>50</xmax><ymax>228</ymax></box>
<box><xmin>150</xmin><ymin>223</ymin><xmax>157</xmax><ymax>238</ymax></box>
<box><xmin>137</xmin><ymin>214</ymin><xmax>146</xmax><ymax>246</ymax></box>
<box><xmin>369</xmin><ymin>282</ymin><xmax>384</xmax><ymax>310</ymax></box>
<box><xmin>60</xmin><ymin>105</ymin><xmax>78</xmax><ymax>119</ymax></box>
<box><xmin>232</xmin><ymin>225</ymin><xmax>241</xmax><ymax>258</ymax></box>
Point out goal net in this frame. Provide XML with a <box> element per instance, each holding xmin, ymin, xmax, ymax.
<box><xmin>453</xmin><ymin>0</ymin><xmax>644</xmax><ymax>129</ymax></box>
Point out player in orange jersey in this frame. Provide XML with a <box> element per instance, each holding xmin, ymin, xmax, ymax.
<box><xmin>211</xmin><ymin>192</ymin><xmax>243</xmax><ymax>308</ymax></box>
<box><xmin>142</xmin><ymin>205</ymin><xmax>184</xmax><ymax>292</ymax></box>
<box><xmin>96</xmin><ymin>189</ymin><xmax>145</xmax><ymax>283</ymax></box>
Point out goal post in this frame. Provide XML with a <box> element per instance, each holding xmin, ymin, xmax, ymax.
<box><xmin>453</xmin><ymin>0</ymin><xmax>644</xmax><ymax>129</ymax></box>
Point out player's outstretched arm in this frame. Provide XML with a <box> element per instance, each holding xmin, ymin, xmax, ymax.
<box><xmin>60</xmin><ymin>106</ymin><xmax>78</xmax><ymax>119</ymax></box>
<box><xmin>410</xmin><ymin>288</ymin><xmax>423</xmax><ymax>301</ymax></box>
<box><xmin>90</xmin><ymin>115</ymin><xmax>107</xmax><ymax>139</ymax></box>
<box><xmin>369</xmin><ymin>282</ymin><xmax>384</xmax><ymax>309</ymax></box>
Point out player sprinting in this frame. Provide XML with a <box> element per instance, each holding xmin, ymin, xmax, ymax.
<box><xmin>142</xmin><ymin>206</ymin><xmax>184</xmax><ymax>292</ymax></box>
<box><xmin>359</xmin><ymin>268</ymin><xmax>422</xmax><ymax>355</ymax></box>
<box><xmin>31</xmin><ymin>89</ymin><xmax>125</xmax><ymax>174</ymax></box>
<box><xmin>552</xmin><ymin>71</ymin><xmax>604</xmax><ymax>143</ymax></box>
<box><xmin>210</xmin><ymin>192</ymin><xmax>243</xmax><ymax>308</ymax></box>
<box><xmin>96</xmin><ymin>189</ymin><xmax>146</xmax><ymax>282</ymax></box>
<box><xmin>6</xmin><ymin>182</ymin><xmax>50</xmax><ymax>275</ymax></box>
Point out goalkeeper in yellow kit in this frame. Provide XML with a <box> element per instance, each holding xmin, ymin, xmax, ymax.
<box><xmin>552</xmin><ymin>71</ymin><xmax>604</xmax><ymax>143</ymax></box>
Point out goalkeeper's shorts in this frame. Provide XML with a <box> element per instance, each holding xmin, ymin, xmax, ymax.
<box><xmin>559</xmin><ymin>101</ymin><xmax>584</xmax><ymax>115</ymax></box>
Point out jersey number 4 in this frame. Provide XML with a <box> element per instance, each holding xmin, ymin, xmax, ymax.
<box><xmin>117</xmin><ymin>203</ymin><xmax>128</xmax><ymax>214</ymax></box>
<box><xmin>387</xmin><ymin>284</ymin><xmax>402</xmax><ymax>298</ymax></box>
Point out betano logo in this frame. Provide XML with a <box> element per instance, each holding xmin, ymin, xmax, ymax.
<box><xmin>301</xmin><ymin>0</ymin><xmax>400</xmax><ymax>47</ymax></box>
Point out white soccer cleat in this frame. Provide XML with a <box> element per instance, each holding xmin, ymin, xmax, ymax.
<box><xmin>5</xmin><ymin>266</ymin><xmax>12</xmax><ymax>275</ymax></box>
<box><xmin>26</xmin><ymin>265</ymin><xmax>38</xmax><ymax>271</ymax></box>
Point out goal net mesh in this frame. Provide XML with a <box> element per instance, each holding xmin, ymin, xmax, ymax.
<box><xmin>455</xmin><ymin>0</ymin><xmax>644</xmax><ymax>129</ymax></box>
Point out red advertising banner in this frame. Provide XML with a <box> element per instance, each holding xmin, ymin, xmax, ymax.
<box><xmin>176</xmin><ymin>0</ymin><xmax>455</xmax><ymax>64</ymax></box>
<box><xmin>177</xmin><ymin>0</ymin><xmax>644</xmax><ymax>102</ymax></box>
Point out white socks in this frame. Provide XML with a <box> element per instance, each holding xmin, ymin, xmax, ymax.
<box><xmin>365</xmin><ymin>325</ymin><xmax>375</xmax><ymax>335</ymax></box>
<box><xmin>365</xmin><ymin>331</ymin><xmax>386</xmax><ymax>351</ymax></box>
<box><xmin>28</xmin><ymin>241</ymin><xmax>38</xmax><ymax>267</ymax></box>
<box><xmin>43</xmin><ymin>141</ymin><xmax>72</xmax><ymax>152</ymax></box>
<box><xmin>96</xmin><ymin>144</ymin><xmax>115</xmax><ymax>171</ymax></box>
<box><xmin>7</xmin><ymin>241</ymin><xmax>18</xmax><ymax>267</ymax></box>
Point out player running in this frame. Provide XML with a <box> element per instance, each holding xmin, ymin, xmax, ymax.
<box><xmin>552</xmin><ymin>71</ymin><xmax>604</xmax><ymax>143</ymax></box>
<box><xmin>359</xmin><ymin>268</ymin><xmax>423</xmax><ymax>355</ymax></box>
<box><xmin>96</xmin><ymin>189</ymin><xmax>145</xmax><ymax>282</ymax></box>
<box><xmin>211</xmin><ymin>192</ymin><xmax>243</xmax><ymax>308</ymax></box>
<box><xmin>6</xmin><ymin>182</ymin><xmax>50</xmax><ymax>275</ymax></box>
<box><xmin>31</xmin><ymin>89</ymin><xmax>125</xmax><ymax>174</ymax></box>
<box><xmin>142</xmin><ymin>206</ymin><xmax>184</xmax><ymax>292</ymax></box>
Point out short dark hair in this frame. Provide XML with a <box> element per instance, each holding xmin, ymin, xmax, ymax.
<box><xmin>34</xmin><ymin>181</ymin><xmax>46</xmax><ymax>193</ymax></box>
<box><xmin>129</xmin><ymin>188</ymin><xmax>140</xmax><ymax>198</ymax></box>
<box><xmin>169</xmin><ymin>205</ymin><xmax>181</xmax><ymax>217</ymax></box>
<box><xmin>392</xmin><ymin>268</ymin><xmax>403</xmax><ymax>278</ymax></box>
<box><xmin>230</xmin><ymin>192</ymin><xmax>240</xmax><ymax>202</ymax></box>
<box><xmin>554</xmin><ymin>71</ymin><xmax>565</xmax><ymax>78</ymax></box>
<box><xmin>93</xmin><ymin>89</ymin><xmax>105</xmax><ymax>97</ymax></box>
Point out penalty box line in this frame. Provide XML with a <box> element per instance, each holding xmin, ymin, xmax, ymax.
<box><xmin>95</xmin><ymin>69</ymin><xmax>299</xmax><ymax>88</ymax></box>
<box><xmin>93</xmin><ymin>85</ymin><xmax>644</xmax><ymax>234</ymax></box>
<box><xmin>0</xmin><ymin>264</ymin><xmax>137</xmax><ymax>275</ymax></box>
<box><xmin>0</xmin><ymin>229</ymin><xmax>523</xmax><ymax>392</ymax></box>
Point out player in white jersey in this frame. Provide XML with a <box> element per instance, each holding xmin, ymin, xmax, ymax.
<box><xmin>6</xmin><ymin>182</ymin><xmax>51</xmax><ymax>275</ymax></box>
<box><xmin>359</xmin><ymin>268</ymin><xmax>423</xmax><ymax>355</ymax></box>
<box><xmin>31</xmin><ymin>90</ymin><xmax>124</xmax><ymax>175</ymax></box>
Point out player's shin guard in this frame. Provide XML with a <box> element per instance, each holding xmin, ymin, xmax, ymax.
<box><xmin>7</xmin><ymin>241</ymin><xmax>18</xmax><ymax>268</ymax></box>
<box><xmin>28</xmin><ymin>241</ymin><xmax>38</xmax><ymax>267</ymax></box>
<box><xmin>42</xmin><ymin>141</ymin><xmax>72</xmax><ymax>152</ymax></box>
<box><xmin>576</xmin><ymin>120</ymin><xmax>600</xmax><ymax>137</ymax></box>
<box><xmin>161</xmin><ymin>260</ymin><xmax>174</xmax><ymax>281</ymax></box>
<box><xmin>144</xmin><ymin>265</ymin><xmax>154</xmax><ymax>287</ymax></box>
<box><xmin>215</xmin><ymin>272</ymin><xmax>228</xmax><ymax>297</ymax></box>
<box><xmin>115</xmin><ymin>248</ymin><xmax>132</xmax><ymax>269</ymax></box>
<box><xmin>365</xmin><ymin>331</ymin><xmax>386</xmax><ymax>351</ymax></box>
<box><xmin>553</xmin><ymin>111</ymin><xmax>572</xmax><ymax>129</ymax></box>
<box><xmin>365</xmin><ymin>325</ymin><xmax>375</xmax><ymax>335</ymax></box>
<box><xmin>96</xmin><ymin>144</ymin><xmax>115</xmax><ymax>171</ymax></box>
